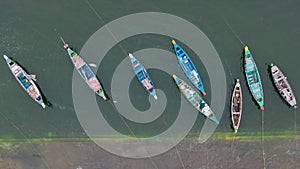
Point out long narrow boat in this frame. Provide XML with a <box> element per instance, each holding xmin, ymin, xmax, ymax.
<box><xmin>270</xmin><ymin>64</ymin><xmax>297</xmax><ymax>108</ymax></box>
<box><xmin>231</xmin><ymin>79</ymin><xmax>242</xmax><ymax>133</ymax></box>
<box><xmin>129</xmin><ymin>53</ymin><xmax>158</xmax><ymax>100</ymax></box>
<box><xmin>3</xmin><ymin>55</ymin><xmax>46</xmax><ymax>108</ymax></box>
<box><xmin>244</xmin><ymin>46</ymin><xmax>264</xmax><ymax>110</ymax></box>
<box><xmin>172</xmin><ymin>74</ymin><xmax>219</xmax><ymax>124</ymax></box>
<box><xmin>171</xmin><ymin>40</ymin><xmax>206</xmax><ymax>96</ymax></box>
<box><xmin>60</xmin><ymin>38</ymin><xmax>107</xmax><ymax>100</ymax></box>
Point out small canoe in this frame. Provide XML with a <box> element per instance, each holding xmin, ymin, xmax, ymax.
<box><xmin>171</xmin><ymin>40</ymin><xmax>206</xmax><ymax>96</ymax></box>
<box><xmin>3</xmin><ymin>55</ymin><xmax>46</xmax><ymax>108</ymax></box>
<box><xmin>244</xmin><ymin>46</ymin><xmax>264</xmax><ymax>110</ymax></box>
<box><xmin>61</xmin><ymin>38</ymin><xmax>107</xmax><ymax>100</ymax></box>
<box><xmin>129</xmin><ymin>53</ymin><xmax>158</xmax><ymax>100</ymax></box>
<box><xmin>231</xmin><ymin>79</ymin><xmax>242</xmax><ymax>133</ymax></box>
<box><xmin>270</xmin><ymin>64</ymin><xmax>297</xmax><ymax>108</ymax></box>
<box><xmin>172</xmin><ymin>74</ymin><xmax>219</xmax><ymax>124</ymax></box>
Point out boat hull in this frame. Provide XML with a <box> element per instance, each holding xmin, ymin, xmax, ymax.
<box><xmin>65</xmin><ymin>47</ymin><xmax>107</xmax><ymax>100</ymax></box>
<box><xmin>3</xmin><ymin>55</ymin><xmax>46</xmax><ymax>108</ymax></box>
<box><xmin>129</xmin><ymin>53</ymin><xmax>157</xmax><ymax>100</ymax></box>
<box><xmin>231</xmin><ymin>79</ymin><xmax>242</xmax><ymax>133</ymax></box>
<box><xmin>173</xmin><ymin>74</ymin><xmax>219</xmax><ymax>124</ymax></box>
<box><xmin>244</xmin><ymin>46</ymin><xmax>264</xmax><ymax>110</ymax></box>
<box><xmin>172</xmin><ymin>40</ymin><xmax>206</xmax><ymax>95</ymax></box>
<box><xmin>270</xmin><ymin>64</ymin><xmax>297</xmax><ymax>108</ymax></box>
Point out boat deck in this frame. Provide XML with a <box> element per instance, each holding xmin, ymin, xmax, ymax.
<box><xmin>271</xmin><ymin>65</ymin><xmax>297</xmax><ymax>107</ymax></box>
<box><xmin>130</xmin><ymin>54</ymin><xmax>157</xmax><ymax>98</ymax></box>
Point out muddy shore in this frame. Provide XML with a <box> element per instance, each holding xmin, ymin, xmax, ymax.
<box><xmin>0</xmin><ymin>136</ymin><xmax>299</xmax><ymax>169</ymax></box>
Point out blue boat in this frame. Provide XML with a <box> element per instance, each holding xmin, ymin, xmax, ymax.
<box><xmin>171</xmin><ymin>40</ymin><xmax>206</xmax><ymax>95</ymax></box>
<box><xmin>129</xmin><ymin>53</ymin><xmax>158</xmax><ymax>100</ymax></box>
<box><xmin>244</xmin><ymin>46</ymin><xmax>264</xmax><ymax>110</ymax></box>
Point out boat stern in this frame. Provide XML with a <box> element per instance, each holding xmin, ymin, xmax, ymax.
<box><xmin>3</xmin><ymin>55</ymin><xmax>8</xmax><ymax>60</ymax></box>
<box><xmin>244</xmin><ymin>46</ymin><xmax>250</xmax><ymax>55</ymax></box>
<box><xmin>212</xmin><ymin>118</ymin><xmax>220</xmax><ymax>125</ymax></box>
<box><xmin>206</xmin><ymin>112</ymin><xmax>220</xmax><ymax>125</ymax></box>
<box><xmin>96</xmin><ymin>90</ymin><xmax>107</xmax><ymax>100</ymax></box>
<box><xmin>153</xmin><ymin>95</ymin><xmax>158</xmax><ymax>100</ymax></box>
<box><xmin>172</xmin><ymin>75</ymin><xmax>182</xmax><ymax>86</ymax></box>
<box><xmin>102</xmin><ymin>95</ymin><xmax>107</xmax><ymax>100</ymax></box>
<box><xmin>63</xmin><ymin>44</ymin><xmax>69</xmax><ymax>49</ymax></box>
<box><xmin>128</xmin><ymin>53</ymin><xmax>134</xmax><ymax>59</ymax></box>
<box><xmin>172</xmin><ymin>74</ymin><xmax>180</xmax><ymax>82</ymax></box>
<box><xmin>3</xmin><ymin>55</ymin><xmax>13</xmax><ymax>64</ymax></box>
<box><xmin>257</xmin><ymin>98</ymin><xmax>264</xmax><ymax>110</ymax></box>
<box><xmin>171</xmin><ymin>40</ymin><xmax>176</xmax><ymax>45</ymax></box>
<box><xmin>41</xmin><ymin>103</ymin><xmax>46</xmax><ymax>109</ymax></box>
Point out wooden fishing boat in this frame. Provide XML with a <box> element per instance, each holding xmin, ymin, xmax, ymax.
<box><xmin>173</xmin><ymin>74</ymin><xmax>219</xmax><ymax>124</ymax></box>
<box><xmin>270</xmin><ymin>64</ymin><xmax>297</xmax><ymax>108</ymax></box>
<box><xmin>171</xmin><ymin>40</ymin><xmax>206</xmax><ymax>95</ymax></box>
<box><xmin>231</xmin><ymin>79</ymin><xmax>242</xmax><ymax>133</ymax></box>
<box><xmin>60</xmin><ymin>37</ymin><xmax>107</xmax><ymax>100</ymax></box>
<box><xmin>129</xmin><ymin>53</ymin><xmax>158</xmax><ymax>100</ymax></box>
<box><xmin>244</xmin><ymin>46</ymin><xmax>264</xmax><ymax>110</ymax></box>
<box><xmin>3</xmin><ymin>55</ymin><xmax>46</xmax><ymax>108</ymax></box>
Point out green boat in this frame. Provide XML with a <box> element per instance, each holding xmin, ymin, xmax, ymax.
<box><xmin>244</xmin><ymin>46</ymin><xmax>264</xmax><ymax>110</ymax></box>
<box><xmin>173</xmin><ymin>74</ymin><xmax>219</xmax><ymax>124</ymax></box>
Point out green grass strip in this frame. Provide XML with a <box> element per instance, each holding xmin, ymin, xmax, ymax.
<box><xmin>0</xmin><ymin>130</ymin><xmax>297</xmax><ymax>143</ymax></box>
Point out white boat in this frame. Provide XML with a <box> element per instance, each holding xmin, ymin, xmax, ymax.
<box><xmin>3</xmin><ymin>55</ymin><xmax>46</xmax><ymax>108</ymax></box>
<box><xmin>271</xmin><ymin>64</ymin><xmax>297</xmax><ymax>108</ymax></box>
<box><xmin>231</xmin><ymin>79</ymin><xmax>242</xmax><ymax>133</ymax></box>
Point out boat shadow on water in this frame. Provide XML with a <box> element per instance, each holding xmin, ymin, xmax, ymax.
<box><xmin>41</xmin><ymin>92</ymin><xmax>52</xmax><ymax>107</ymax></box>
<box><xmin>99</xmin><ymin>81</ymin><xmax>110</xmax><ymax>100</ymax></box>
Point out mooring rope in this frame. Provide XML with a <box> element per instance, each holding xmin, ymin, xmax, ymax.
<box><xmin>294</xmin><ymin>108</ymin><xmax>298</xmax><ymax>169</ymax></box>
<box><xmin>162</xmin><ymin>119</ymin><xmax>186</xmax><ymax>169</ymax></box>
<box><xmin>83</xmin><ymin>1</ymin><xmax>160</xmax><ymax>168</ymax></box>
<box><xmin>261</xmin><ymin>110</ymin><xmax>266</xmax><ymax>169</ymax></box>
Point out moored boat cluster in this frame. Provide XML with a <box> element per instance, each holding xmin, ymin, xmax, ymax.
<box><xmin>230</xmin><ymin>46</ymin><xmax>297</xmax><ymax>133</ymax></box>
<box><xmin>2</xmin><ymin>38</ymin><xmax>297</xmax><ymax>133</ymax></box>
